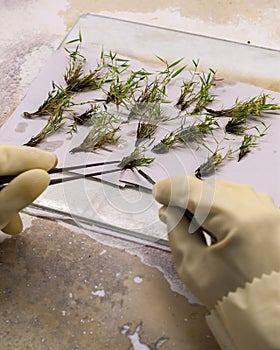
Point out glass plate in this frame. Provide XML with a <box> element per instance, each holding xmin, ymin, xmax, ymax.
<box><xmin>2</xmin><ymin>14</ymin><xmax>280</xmax><ymax>246</ymax></box>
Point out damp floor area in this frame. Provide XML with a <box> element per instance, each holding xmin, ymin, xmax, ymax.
<box><xmin>1</xmin><ymin>1</ymin><xmax>280</xmax><ymax>349</ymax></box>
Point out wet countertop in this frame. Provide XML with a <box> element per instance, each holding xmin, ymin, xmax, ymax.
<box><xmin>1</xmin><ymin>1</ymin><xmax>280</xmax><ymax>349</ymax></box>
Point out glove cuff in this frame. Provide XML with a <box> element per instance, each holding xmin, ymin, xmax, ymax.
<box><xmin>206</xmin><ymin>271</ymin><xmax>280</xmax><ymax>350</ymax></box>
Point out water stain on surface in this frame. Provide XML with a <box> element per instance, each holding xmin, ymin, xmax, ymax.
<box><xmin>116</xmin><ymin>138</ymin><xmax>130</xmax><ymax>149</ymax></box>
<box><xmin>62</xmin><ymin>0</ymin><xmax>280</xmax><ymax>24</ymax></box>
<box><xmin>38</xmin><ymin>139</ymin><xmax>64</xmax><ymax>152</ymax></box>
<box><xmin>15</xmin><ymin>122</ymin><xmax>28</xmax><ymax>133</ymax></box>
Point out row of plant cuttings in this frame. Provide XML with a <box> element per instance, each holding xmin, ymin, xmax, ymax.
<box><xmin>72</xmin><ymin>120</ymin><xmax>268</xmax><ymax>183</ymax></box>
<box><xmin>20</xmin><ymin>34</ymin><xmax>280</xmax><ymax>179</ymax></box>
<box><xmin>28</xmin><ymin>91</ymin><xmax>270</xmax><ymax>153</ymax></box>
<box><xmin>21</xmin><ymin>90</ymin><xmax>275</xmax><ymax>179</ymax></box>
<box><xmin>66</xmin><ymin>102</ymin><xmax>269</xmax><ymax>180</ymax></box>
<box><xmin>22</xmin><ymin>33</ymin><xmax>220</xmax><ymax>146</ymax></box>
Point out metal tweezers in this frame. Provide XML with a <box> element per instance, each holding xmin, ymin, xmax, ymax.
<box><xmin>0</xmin><ymin>160</ymin><xmax>122</xmax><ymax>190</ymax></box>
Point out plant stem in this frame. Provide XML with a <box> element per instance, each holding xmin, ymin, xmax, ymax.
<box><xmin>176</xmin><ymin>61</ymin><xmax>216</xmax><ymax>114</ymax></box>
<box><xmin>118</xmin><ymin>145</ymin><xmax>154</xmax><ymax>170</ymax></box>
<box><xmin>70</xmin><ymin>111</ymin><xmax>120</xmax><ymax>153</ymax></box>
<box><xmin>24</xmin><ymin>110</ymin><xmax>65</xmax><ymax>146</ymax></box>
<box><xmin>205</xmin><ymin>94</ymin><xmax>280</xmax><ymax>135</ymax></box>
<box><xmin>195</xmin><ymin>149</ymin><xmax>233</xmax><ymax>179</ymax></box>
<box><xmin>135</xmin><ymin>104</ymin><xmax>169</xmax><ymax>145</ymax></box>
<box><xmin>237</xmin><ymin>124</ymin><xmax>269</xmax><ymax>161</ymax></box>
<box><xmin>152</xmin><ymin>116</ymin><xmax>218</xmax><ymax>153</ymax></box>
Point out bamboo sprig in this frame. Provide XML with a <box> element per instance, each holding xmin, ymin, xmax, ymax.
<box><xmin>136</xmin><ymin>122</ymin><xmax>158</xmax><ymax>144</ymax></box>
<box><xmin>24</xmin><ymin>108</ymin><xmax>65</xmax><ymax>146</ymax></box>
<box><xmin>23</xmin><ymin>35</ymin><xmax>84</xmax><ymax>119</ymax></box>
<box><xmin>156</xmin><ymin>56</ymin><xmax>186</xmax><ymax>93</ymax></box>
<box><xmin>70</xmin><ymin>111</ymin><xmax>120</xmax><ymax>153</ymax></box>
<box><xmin>176</xmin><ymin>60</ymin><xmax>216</xmax><ymax>113</ymax></box>
<box><xmin>193</xmin><ymin>68</ymin><xmax>217</xmax><ymax>113</ymax></box>
<box><xmin>195</xmin><ymin>149</ymin><xmax>233</xmax><ymax>179</ymax></box>
<box><xmin>128</xmin><ymin>77</ymin><xmax>169</xmax><ymax>120</ymax></box>
<box><xmin>23</xmin><ymin>35</ymin><xmax>107</xmax><ymax>145</ymax></box>
<box><xmin>176</xmin><ymin>81</ymin><xmax>197</xmax><ymax>111</ymax></box>
<box><xmin>106</xmin><ymin>70</ymin><xmax>148</xmax><ymax>106</ymax></box>
<box><xmin>128</xmin><ymin>58</ymin><xmax>185</xmax><ymax>120</ymax></box>
<box><xmin>152</xmin><ymin>116</ymin><xmax>219</xmax><ymax>153</ymax></box>
<box><xmin>135</xmin><ymin>104</ymin><xmax>169</xmax><ymax>145</ymax></box>
<box><xmin>127</xmin><ymin>57</ymin><xmax>186</xmax><ymax>118</ymax></box>
<box><xmin>195</xmin><ymin>121</ymin><xmax>268</xmax><ymax>177</ymax></box>
<box><xmin>105</xmin><ymin>51</ymin><xmax>156</xmax><ymax>105</ymax></box>
<box><xmin>238</xmin><ymin>134</ymin><xmax>258</xmax><ymax>161</ymax></box>
<box><xmin>104</xmin><ymin>51</ymin><xmax>130</xmax><ymax>77</ymax></box>
<box><xmin>67</xmin><ymin>104</ymin><xmax>99</xmax><ymax>134</ymax></box>
<box><xmin>23</xmin><ymin>84</ymin><xmax>72</xmax><ymax>146</ymax></box>
<box><xmin>64</xmin><ymin>60</ymin><xmax>105</xmax><ymax>93</ymax></box>
<box><xmin>176</xmin><ymin>60</ymin><xmax>199</xmax><ymax>110</ymax></box>
<box><xmin>24</xmin><ymin>83</ymin><xmax>71</xmax><ymax>118</ymax></box>
<box><xmin>25</xmin><ymin>34</ymin><xmax>104</xmax><ymax>119</ymax></box>
<box><xmin>64</xmin><ymin>33</ymin><xmax>107</xmax><ymax>93</ymax></box>
<box><xmin>225</xmin><ymin>115</ymin><xmax>248</xmax><ymax>135</ymax></box>
<box><xmin>237</xmin><ymin>124</ymin><xmax>269</xmax><ymax>161</ymax></box>
<box><xmin>118</xmin><ymin>145</ymin><xmax>154</xmax><ymax>170</ymax></box>
<box><xmin>205</xmin><ymin>94</ymin><xmax>280</xmax><ymax>135</ymax></box>
<box><xmin>135</xmin><ymin>78</ymin><xmax>165</xmax><ymax>103</ymax></box>
<box><xmin>103</xmin><ymin>51</ymin><xmax>132</xmax><ymax>105</ymax></box>
<box><xmin>152</xmin><ymin>125</ymin><xmax>202</xmax><ymax>154</ymax></box>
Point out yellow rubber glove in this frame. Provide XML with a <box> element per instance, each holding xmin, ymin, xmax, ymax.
<box><xmin>0</xmin><ymin>145</ymin><xmax>57</xmax><ymax>235</ymax></box>
<box><xmin>153</xmin><ymin>176</ymin><xmax>280</xmax><ymax>309</ymax></box>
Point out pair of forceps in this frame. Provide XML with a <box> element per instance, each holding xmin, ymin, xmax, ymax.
<box><xmin>0</xmin><ymin>160</ymin><xmax>122</xmax><ymax>190</ymax></box>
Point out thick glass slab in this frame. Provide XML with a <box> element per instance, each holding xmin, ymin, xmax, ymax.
<box><xmin>2</xmin><ymin>14</ymin><xmax>280</xmax><ymax>246</ymax></box>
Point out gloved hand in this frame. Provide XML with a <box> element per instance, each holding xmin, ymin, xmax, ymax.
<box><xmin>0</xmin><ymin>145</ymin><xmax>57</xmax><ymax>235</ymax></box>
<box><xmin>153</xmin><ymin>176</ymin><xmax>280</xmax><ymax>309</ymax></box>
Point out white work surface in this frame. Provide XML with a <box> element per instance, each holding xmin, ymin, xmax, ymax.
<box><xmin>1</xmin><ymin>14</ymin><xmax>280</xmax><ymax>244</ymax></box>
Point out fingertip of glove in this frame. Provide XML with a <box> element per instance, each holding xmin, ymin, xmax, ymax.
<box><xmin>28</xmin><ymin>147</ymin><xmax>58</xmax><ymax>171</ymax></box>
<box><xmin>153</xmin><ymin>176</ymin><xmax>191</xmax><ymax>204</ymax></box>
<box><xmin>7</xmin><ymin>169</ymin><xmax>51</xmax><ymax>201</ymax></box>
<box><xmin>19</xmin><ymin>145</ymin><xmax>58</xmax><ymax>170</ymax></box>
<box><xmin>152</xmin><ymin>183</ymin><xmax>158</xmax><ymax>199</ymax></box>
<box><xmin>158</xmin><ymin>206</ymin><xmax>167</xmax><ymax>223</ymax></box>
<box><xmin>0</xmin><ymin>145</ymin><xmax>58</xmax><ymax>174</ymax></box>
<box><xmin>26</xmin><ymin>169</ymin><xmax>51</xmax><ymax>195</ymax></box>
<box><xmin>51</xmin><ymin>153</ymin><xmax>58</xmax><ymax>170</ymax></box>
<box><xmin>152</xmin><ymin>178</ymin><xmax>172</xmax><ymax>203</ymax></box>
<box><xmin>2</xmin><ymin>213</ymin><xmax>23</xmax><ymax>235</ymax></box>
